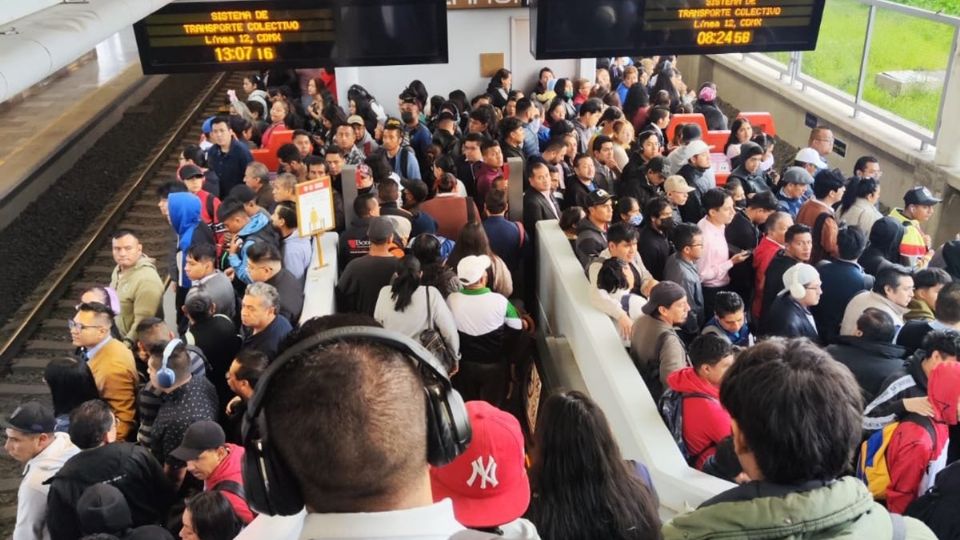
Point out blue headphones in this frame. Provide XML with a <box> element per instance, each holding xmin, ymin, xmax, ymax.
<box><xmin>156</xmin><ymin>339</ymin><xmax>181</xmax><ymax>389</ymax></box>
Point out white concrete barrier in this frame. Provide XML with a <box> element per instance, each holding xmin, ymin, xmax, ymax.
<box><xmin>535</xmin><ymin>220</ymin><xmax>731</xmax><ymax>516</ymax></box>
<box><xmin>300</xmin><ymin>232</ymin><xmax>339</xmax><ymax>325</ymax></box>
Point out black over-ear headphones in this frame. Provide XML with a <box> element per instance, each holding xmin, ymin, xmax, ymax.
<box><xmin>241</xmin><ymin>326</ymin><xmax>472</xmax><ymax>516</ymax></box>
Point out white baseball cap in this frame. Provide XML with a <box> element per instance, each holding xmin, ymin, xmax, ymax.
<box><xmin>457</xmin><ymin>255</ymin><xmax>492</xmax><ymax>285</ymax></box>
<box><xmin>794</xmin><ymin>147</ymin><xmax>828</xmax><ymax>169</ymax></box>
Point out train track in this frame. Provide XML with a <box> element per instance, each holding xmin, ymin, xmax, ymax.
<box><xmin>0</xmin><ymin>71</ymin><xmax>240</xmax><ymax>533</ymax></box>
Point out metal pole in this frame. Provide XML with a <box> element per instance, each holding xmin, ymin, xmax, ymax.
<box><xmin>853</xmin><ymin>5</ymin><xmax>877</xmax><ymax>118</ymax></box>
<box><xmin>934</xmin><ymin>27</ymin><xmax>960</xmax><ymax>147</ymax></box>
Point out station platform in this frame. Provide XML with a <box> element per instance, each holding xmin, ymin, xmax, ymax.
<box><xmin>0</xmin><ymin>28</ymin><xmax>160</xmax><ymax>231</ymax></box>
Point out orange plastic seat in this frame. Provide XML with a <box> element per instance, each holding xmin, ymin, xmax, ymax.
<box><xmin>665</xmin><ymin>114</ymin><xmax>708</xmax><ymax>145</ymax></box>
<box><xmin>736</xmin><ymin>112</ymin><xmax>776</xmax><ymax>137</ymax></box>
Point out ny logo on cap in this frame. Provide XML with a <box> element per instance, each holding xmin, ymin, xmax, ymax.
<box><xmin>467</xmin><ymin>456</ymin><xmax>498</xmax><ymax>489</ymax></box>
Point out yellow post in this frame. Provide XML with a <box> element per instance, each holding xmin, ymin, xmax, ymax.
<box><xmin>314</xmin><ymin>233</ymin><xmax>326</xmax><ymax>268</ymax></box>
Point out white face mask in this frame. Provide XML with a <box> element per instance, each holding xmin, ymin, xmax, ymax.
<box><xmin>760</xmin><ymin>155</ymin><xmax>774</xmax><ymax>172</ymax></box>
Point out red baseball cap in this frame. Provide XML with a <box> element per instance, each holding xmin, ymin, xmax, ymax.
<box><xmin>429</xmin><ymin>401</ymin><xmax>530</xmax><ymax>528</ymax></box>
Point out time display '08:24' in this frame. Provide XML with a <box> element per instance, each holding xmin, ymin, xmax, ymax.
<box><xmin>213</xmin><ymin>46</ymin><xmax>277</xmax><ymax>62</ymax></box>
<box><xmin>696</xmin><ymin>30</ymin><xmax>753</xmax><ymax>46</ymax></box>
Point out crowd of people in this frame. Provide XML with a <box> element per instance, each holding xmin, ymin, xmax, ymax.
<box><xmin>5</xmin><ymin>55</ymin><xmax>960</xmax><ymax>539</ymax></box>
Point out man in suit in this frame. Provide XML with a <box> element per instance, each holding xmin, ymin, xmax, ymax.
<box><xmin>523</xmin><ymin>161</ymin><xmax>561</xmax><ymax>308</ymax></box>
<box><xmin>523</xmin><ymin>161</ymin><xmax>560</xmax><ymax>242</ymax></box>
<box><xmin>69</xmin><ymin>302</ymin><xmax>138</xmax><ymax>441</ymax></box>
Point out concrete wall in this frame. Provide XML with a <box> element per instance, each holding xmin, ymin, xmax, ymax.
<box><xmin>348</xmin><ymin>8</ymin><xmax>579</xmax><ymax>117</ymax></box>
<box><xmin>536</xmin><ymin>220</ymin><xmax>731</xmax><ymax>517</ymax></box>
<box><xmin>679</xmin><ymin>54</ymin><xmax>960</xmax><ymax>247</ymax></box>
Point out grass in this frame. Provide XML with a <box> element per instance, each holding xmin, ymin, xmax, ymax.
<box><xmin>762</xmin><ymin>0</ymin><xmax>954</xmax><ymax>130</ymax></box>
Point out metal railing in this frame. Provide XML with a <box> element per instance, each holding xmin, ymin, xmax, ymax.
<box><xmin>742</xmin><ymin>0</ymin><xmax>960</xmax><ymax>150</ymax></box>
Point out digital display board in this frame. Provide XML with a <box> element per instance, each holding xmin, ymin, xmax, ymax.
<box><xmin>531</xmin><ymin>0</ymin><xmax>826</xmax><ymax>58</ymax></box>
<box><xmin>133</xmin><ymin>0</ymin><xmax>448</xmax><ymax>74</ymax></box>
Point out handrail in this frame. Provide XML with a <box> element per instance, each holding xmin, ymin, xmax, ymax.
<box><xmin>741</xmin><ymin>0</ymin><xmax>959</xmax><ymax>149</ymax></box>
<box><xmin>534</xmin><ymin>220</ymin><xmax>731</xmax><ymax>517</ymax></box>
<box><xmin>0</xmin><ymin>73</ymin><xmax>225</xmax><ymax>367</ymax></box>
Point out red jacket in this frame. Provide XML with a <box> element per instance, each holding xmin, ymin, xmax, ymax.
<box><xmin>885</xmin><ymin>419</ymin><xmax>949</xmax><ymax>514</ymax></box>
<box><xmin>752</xmin><ymin>236</ymin><xmax>781</xmax><ymax>318</ymax></box>
<box><xmin>205</xmin><ymin>443</ymin><xmax>255</xmax><ymax>524</ymax></box>
<box><xmin>666</xmin><ymin>368</ymin><xmax>731</xmax><ymax>470</ymax></box>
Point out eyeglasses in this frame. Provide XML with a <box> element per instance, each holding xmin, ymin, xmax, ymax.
<box><xmin>68</xmin><ymin>320</ymin><xmax>105</xmax><ymax>331</ymax></box>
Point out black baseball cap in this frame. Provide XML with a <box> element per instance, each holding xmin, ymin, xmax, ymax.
<box><xmin>904</xmin><ymin>186</ymin><xmax>941</xmax><ymax>206</ymax></box>
<box><xmin>178</xmin><ymin>165</ymin><xmax>204</xmax><ymax>181</ymax></box>
<box><xmin>169</xmin><ymin>420</ymin><xmax>226</xmax><ymax>461</ymax></box>
<box><xmin>401</xmin><ymin>179</ymin><xmax>429</xmax><ymax>203</ymax></box>
<box><xmin>3</xmin><ymin>402</ymin><xmax>55</xmax><ymax>434</ymax></box>
<box><xmin>586</xmin><ymin>189</ymin><xmax>613</xmax><ymax>207</ymax></box>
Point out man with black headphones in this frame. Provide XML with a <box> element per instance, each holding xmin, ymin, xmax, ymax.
<box><xmin>147</xmin><ymin>339</ymin><xmax>218</xmax><ymax>487</ymax></box>
<box><xmin>236</xmin><ymin>316</ymin><xmax>491</xmax><ymax>539</ymax></box>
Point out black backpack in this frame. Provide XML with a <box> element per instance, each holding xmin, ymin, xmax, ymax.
<box><xmin>658</xmin><ymin>389</ymin><xmax>718</xmax><ymax>465</ymax></box>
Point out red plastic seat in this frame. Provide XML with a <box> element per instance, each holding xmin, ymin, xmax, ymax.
<box><xmin>251</xmin><ymin>148</ymin><xmax>279</xmax><ymax>172</ymax></box>
<box><xmin>704</xmin><ymin>130</ymin><xmax>730</xmax><ymax>151</ymax></box>
<box><xmin>267</xmin><ymin>129</ymin><xmax>294</xmax><ymax>152</ymax></box>
<box><xmin>736</xmin><ymin>112</ymin><xmax>776</xmax><ymax>137</ymax></box>
<box><xmin>715</xmin><ymin>171</ymin><xmax>730</xmax><ymax>187</ymax></box>
<box><xmin>665</xmin><ymin>113</ymin><xmax>708</xmax><ymax>145</ymax></box>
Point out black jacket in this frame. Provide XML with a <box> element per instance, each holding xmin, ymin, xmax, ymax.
<box><xmin>619</xmin><ymin>154</ymin><xmax>660</xmax><ymax>206</ymax></box>
<box><xmin>574</xmin><ymin>219</ymin><xmax>606</xmax><ymax>268</ymax></box>
<box><xmin>677</xmin><ymin>164</ymin><xmax>706</xmax><ymax>223</ymax></box>
<box><xmin>522</xmin><ymin>189</ymin><xmax>559</xmax><ymax>242</ymax></box>
<box><xmin>564</xmin><ymin>178</ymin><xmax>594</xmax><ymax>211</ymax></box>
<box><xmin>728</xmin><ymin>165</ymin><xmax>770</xmax><ymax>197</ymax></box>
<box><xmin>812</xmin><ymin>259</ymin><xmax>873</xmax><ymax>345</ymax></box>
<box><xmin>760</xmin><ymin>251</ymin><xmax>800</xmax><ymax>320</ymax></box>
<box><xmin>638</xmin><ymin>225</ymin><xmax>672</xmax><ymax>281</ymax></box>
<box><xmin>188</xmin><ymin>314</ymin><xmax>241</xmax><ymax>417</ymax></box>
<box><xmin>765</xmin><ymin>294</ymin><xmax>820</xmax><ymax>343</ymax></box>
<box><xmin>826</xmin><ymin>336</ymin><xmax>906</xmax><ymax>403</ymax></box>
<box><xmin>906</xmin><ymin>460</ymin><xmax>960</xmax><ymax>539</ymax></box>
<box><xmin>897</xmin><ymin>320</ymin><xmax>939</xmax><ymax>356</ymax></box>
<box><xmin>337</xmin><ymin>216</ymin><xmax>373</xmax><ymax>271</ymax></box>
<box><xmin>46</xmin><ymin>442</ymin><xmax>176</xmax><ymax>540</ymax></box>
<box><xmin>694</xmin><ymin>101</ymin><xmax>728</xmax><ymax>131</ymax></box>
<box><xmin>725</xmin><ymin>210</ymin><xmax>760</xmax><ymax>304</ymax></box>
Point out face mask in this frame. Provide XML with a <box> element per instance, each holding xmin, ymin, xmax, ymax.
<box><xmin>760</xmin><ymin>155</ymin><xmax>774</xmax><ymax>172</ymax></box>
<box><xmin>564</xmin><ymin>90</ymin><xmax>574</xmax><ymax>99</ymax></box>
<box><xmin>735</xmin><ymin>198</ymin><xmax>747</xmax><ymax>209</ymax></box>
<box><xmin>629</xmin><ymin>214</ymin><xmax>644</xmax><ymax>226</ymax></box>
<box><xmin>659</xmin><ymin>217</ymin><xmax>675</xmax><ymax>230</ymax></box>
<box><xmin>400</xmin><ymin>111</ymin><xmax>415</xmax><ymax>124</ymax></box>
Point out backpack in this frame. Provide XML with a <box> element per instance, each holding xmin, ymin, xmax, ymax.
<box><xmin>856</xmin><ymin>413</ymin><xmax>937</xmax><ymax>500</ymax></box>
<box><xmin>658</xmin><ymin>388</ymin><xmax>718</xmax><ymax>465</ymax></box>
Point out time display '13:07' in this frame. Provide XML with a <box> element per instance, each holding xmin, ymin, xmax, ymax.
<box><xmin>133</xmin><ymin>0</ymin><xmax>448</xmax><ymax>74</ymax></box>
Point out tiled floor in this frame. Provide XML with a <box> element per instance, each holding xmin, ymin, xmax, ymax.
<box><xmin>0</xmin><ymin>27</ymin><xmax>143</xmax><ymax>198</ymax></box>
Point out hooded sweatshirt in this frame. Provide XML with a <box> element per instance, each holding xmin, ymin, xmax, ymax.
<box><xmin>205</xmin><ymin>443</ymin><xmax>255</xmax><ymax>524</ymax></box>
<box><xmin>45</xmin><ymin>442</ymin><xmax>175</xmax><ymax>540</ymax></box>
<box><xmin>14</xmin><ymin>432</ymin><xmax>79</xmax><ymax>540</ymax></box>
<box><xmin>168</xmin><ymin>192</ymin><xmax>212</xmax><ymax>289</ymax></box>
<box><xmin>227</xmin><ymin>212</ymin><xmax>274</xmax><ymax>284</ymax></box>
<box><xmin>884</xmin><ymin>362</ymin><xmax>960</xmax><ymax>513</ymax></box>
<box><xmin>859</xmin><ymin>217</ymin><xmax>905</xmax><ymax>276</ymax></box>
<box><xmin>110</xmin><ymin>256</ymin><xmax>164</xmax><ymax>343</ymax></box>
<box><xmin>662</xmin><ymin>477</ymin><xmax>935</xmax><ymax>539</ymax></box>
<box><xmin>665</xmin><ymin>368</ymin><xmax>730</xmax><ymax>470</ymax></box>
